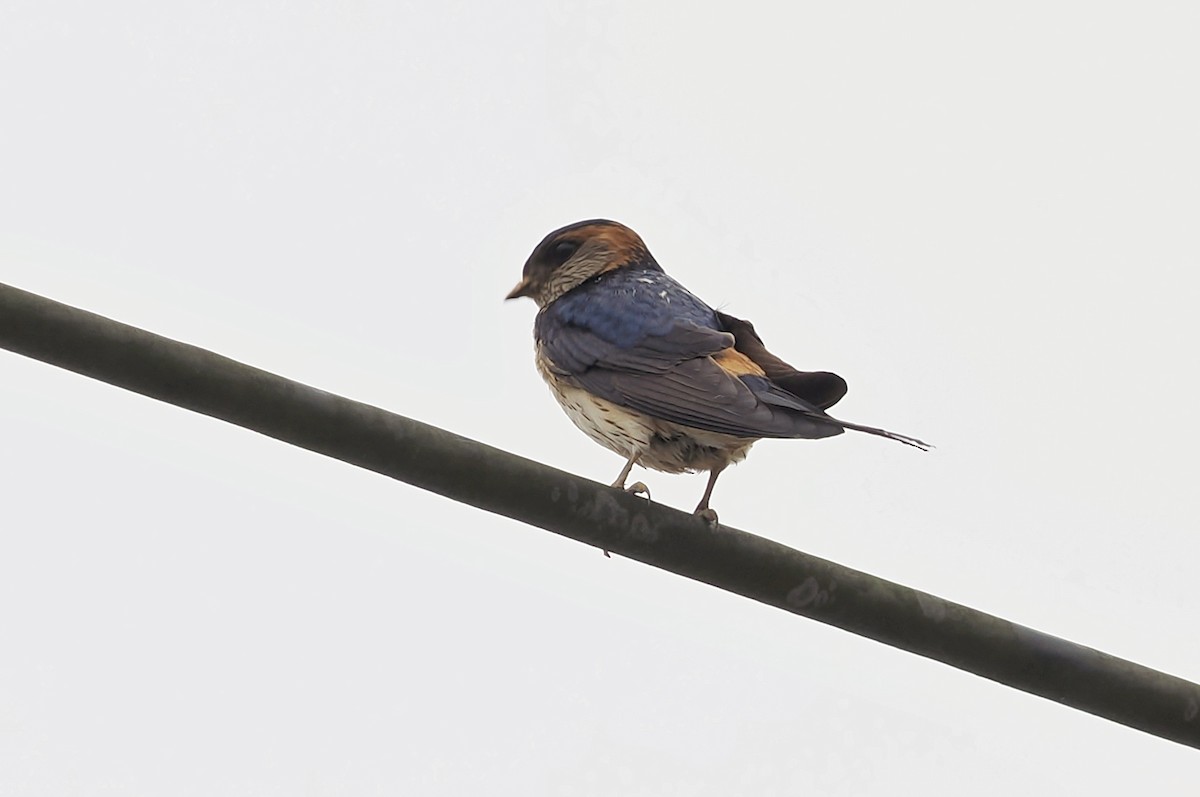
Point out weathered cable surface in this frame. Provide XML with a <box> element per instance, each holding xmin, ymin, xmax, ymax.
<box><xmin>2</xmin><ymin>280</ymin><xmax>1197</xmax><ymax>749</ymax></box>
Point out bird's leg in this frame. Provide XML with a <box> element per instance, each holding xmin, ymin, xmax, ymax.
<box><xmin>693</xmin><ymin>465</ymin><xmax>726</xmax><ymax>526</ymax></box>
<box><xmin>610</xmin><ymin>452</ymin><xmax>641</xmax><ymax>491</ymax></box>
<box><xmin>601</xmin><ymin>452</ymin><xmax>649</xmax><ymax>560</ymax></box>
<box><xmin>612</xmin><ymin>453</ymin><xmax>650</xmax><ymax>500</ymax></box>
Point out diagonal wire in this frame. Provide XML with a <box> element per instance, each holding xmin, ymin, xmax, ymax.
<box><xmin>1</xmin><ymin>280</ymin><xmax>1198</xmax><ymax>749</ymax></box>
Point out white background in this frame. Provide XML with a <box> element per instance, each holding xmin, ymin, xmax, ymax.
<box><xmin>3</xmin><ymin>2</ymin><xmax>1198</xmax><ymax>793</ymax></box>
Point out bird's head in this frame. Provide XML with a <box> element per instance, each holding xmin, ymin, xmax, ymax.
<box><xmin>506</xmin><ymin>219</ymin><xmax>659</xmax><ymax>307</ymax></box>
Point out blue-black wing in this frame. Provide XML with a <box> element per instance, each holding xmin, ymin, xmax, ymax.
<box><xmin>536</xmin><ymin>269</ymin><xmax>844</xmax><ymax>440</ymax></box>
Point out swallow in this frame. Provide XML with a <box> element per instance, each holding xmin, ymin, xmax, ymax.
<box><xmin>506</xmin><ymin>219</ymin><xmax>929</xmax><ymax>522</ymax></box>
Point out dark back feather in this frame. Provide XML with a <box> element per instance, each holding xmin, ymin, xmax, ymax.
<box><xmin>715</xmin><ymin>311</ymin><xmax>848</xmax><ymax>410</ymax></box>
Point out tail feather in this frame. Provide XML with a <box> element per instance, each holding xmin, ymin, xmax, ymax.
<box><xmin>747</xmin><ymin>374</ymin><xmax>931</xmax><ymax>450</ymax></box>
<box><xmin>822</xmin><ymin>414</ymin><xmax>931</xmax><ymax>451</ymax></box>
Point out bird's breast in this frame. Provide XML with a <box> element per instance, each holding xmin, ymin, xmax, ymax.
<box><xmin>535</xmin><ymin>350</ymin><xmax>655</xmax><ymax>459</ymax></box>
<box><xmin>534</xmin><ymin>347</ymin><xmax>757</xmax><ymax>474</ymax></box>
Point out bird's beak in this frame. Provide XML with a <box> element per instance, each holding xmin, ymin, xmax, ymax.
<box><xmin>505</xmin><ymin>277</ymin><xmax>534</xmax><ymax>301</ymax></box>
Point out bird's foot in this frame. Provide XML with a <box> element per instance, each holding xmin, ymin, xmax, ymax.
<box><xmin>625</xmin><ymin>481</ymin><xmax>651</xmax><ymax>501</ymax></box>
<box><xmin>694</xmin><ymin>507</ymin><xmax>719</xmax><ymax>527</ymax></box>
<box><xmin>600</xmin><ymin>483</ymin><xmax>651</xmax><ymax>559</ymax></box>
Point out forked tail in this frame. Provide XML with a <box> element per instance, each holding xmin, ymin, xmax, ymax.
<box><xmin>824</xmin><ymin>415</ymin><xmax>932</xmax><ymax>451</ymax></box>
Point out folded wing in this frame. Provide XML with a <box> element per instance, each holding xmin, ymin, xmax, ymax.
<box><xmin>536</xmin><ymin>278</ymin><xmax>846</xmax><ymax>440</ymax></box>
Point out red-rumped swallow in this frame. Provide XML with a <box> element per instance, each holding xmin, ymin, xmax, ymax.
<box><xmin>507</xmin><ymin>219</ymin><xmax>928</xmax><ymax>522</ymax></box>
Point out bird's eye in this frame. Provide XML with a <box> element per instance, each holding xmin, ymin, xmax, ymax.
<box><xmin>551</xmin><ymin>240</ymin><xmax>579</xmax><ymax>264</ymax></box>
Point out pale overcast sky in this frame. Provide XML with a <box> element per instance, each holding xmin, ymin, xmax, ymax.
<box><xmin>2</xmin><ymin>2</ymin><xmax>1198</xmax><ymax>794</ymax></box>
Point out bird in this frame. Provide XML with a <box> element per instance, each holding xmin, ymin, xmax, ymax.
<box><xmin>506</xmin><ymin>219</ymin><xmax>928</xmax><ymax>522</ymax></box>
